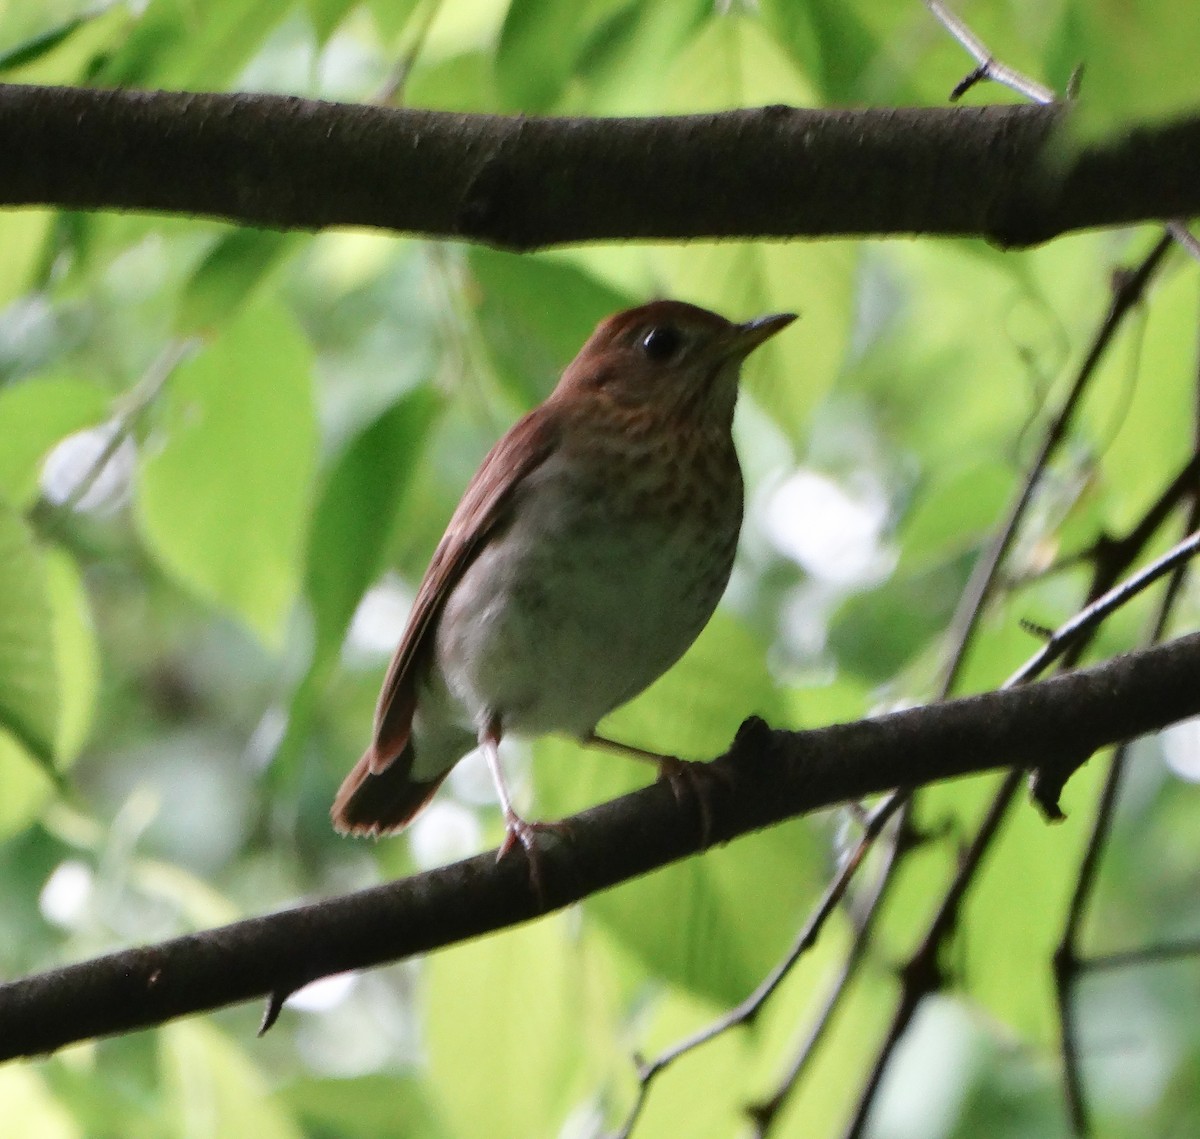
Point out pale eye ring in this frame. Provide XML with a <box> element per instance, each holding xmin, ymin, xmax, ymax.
<box><xmin>641</xmin><ymin>325</ymin><xmax>684</xmax><ymax>362</ymax></box>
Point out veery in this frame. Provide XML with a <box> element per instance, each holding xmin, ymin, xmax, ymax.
<box><xmin>332</xmin><ymin>300</ymin><xmax>795</xmax><ymax>874</ymax></box>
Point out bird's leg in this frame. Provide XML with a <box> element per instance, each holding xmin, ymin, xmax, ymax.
<box><xmin>583</xmin><ymin>732</ymin><xmax>728</xmax><ymax>847</ymax></box>
<box><xmin>480</xmin><ymin>717</ymin><xmax>570</xmax><ymax>899</ymax></box>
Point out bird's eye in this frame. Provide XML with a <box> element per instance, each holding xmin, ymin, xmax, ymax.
<box><xmin>641</xmin><ymin>325</ymin><xmax>684</xmax><ymax>362</ymax></box>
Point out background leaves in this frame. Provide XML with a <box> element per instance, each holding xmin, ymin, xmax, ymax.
<box><xmin>1</xmin><ymin>0</ymin><xmax>1199</xmax><ymax>1136</ymax></box>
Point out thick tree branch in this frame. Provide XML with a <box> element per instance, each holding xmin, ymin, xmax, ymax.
<box><xmin>1</xmin><ymin>633</ymin><xmax>1200</xmax><ymax>1060</ymax></box>
<box><xmin>1</xmin><ymin>83</ymin><xmax>1198</xmax><ymax>249</ymax></box>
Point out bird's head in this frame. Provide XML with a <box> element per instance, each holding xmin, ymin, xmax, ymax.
<box><xmin>556</xmin><ymin>300</ymin><xmax>796</xmax><ymax>428</ymax></box>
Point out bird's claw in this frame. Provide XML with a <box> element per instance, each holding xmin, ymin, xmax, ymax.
<box><xmin>496</xmin><ymin>812</ymin><xmax>573</xmax><ymax>905</ymax></box>
<box><xmin>656</xmin><ymin>756</ymin><xmax>731</xmax><ymax>848</ymax></box>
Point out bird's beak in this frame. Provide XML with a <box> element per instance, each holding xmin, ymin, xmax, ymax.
<box><xmin>728</xmin><ymin>312</ymin><xmax>798</xmax><ymax>358</ymax></box>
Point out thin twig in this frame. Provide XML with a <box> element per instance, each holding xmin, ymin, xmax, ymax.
<box><xmin>1167</xmin><ymin>221</ymin><xmax>1200</xmax><ymax>265</ymax></box>
<box><xmin>1011</xmin><ymin>526</ymin><xmax>1200</xmax><ymax>688</ymax></box>
<box><xmin>925</xmin><ymin>0</ymin><xmax>1056</xmax><ymax>104</ymax></box>
<box><xmin>746</xmin><ymin>814</ymin><xmax>910</xmax><ymax>1136</ymax></box>
<box><xmin>607</xmin><ymin>794</ymin><xmax>907</xmax><ymax>1139</ymax></box>
<box><xmin>938</xmin><ymin>233</ymin><xmax>1173</xmax><ymax>695</ymax></box>
<box><xmin>55</xmin><ymin>338</ymin><xmax>195</xmax><ymax>515</ymax></box>
<box><xmin>844</xmin><ymin>767</ymin><xmax>1024</xmax><ymax>1139</ymax></box>
<box><xmin>374</xmin><ymin>0</ymin><xmax>444</xmax><ymax>106</ymax></box>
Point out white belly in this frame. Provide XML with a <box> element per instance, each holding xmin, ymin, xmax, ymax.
<box><xmin>434</xmin><ymin>449</ymin><xmax>740</xmax><ymax>739</ymax></box>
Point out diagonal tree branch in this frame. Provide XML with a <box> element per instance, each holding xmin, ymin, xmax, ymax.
<box><xmin>1</xmin><ymin>633</ymin><xmax>1200</xmax><ymax>1061</ymax></box>
<box><xmin>1</xmin><ymin>83</ymin><xmax>1199</xmax><ymax>249</ymax></box>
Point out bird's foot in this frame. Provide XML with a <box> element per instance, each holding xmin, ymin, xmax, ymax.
<box><xmin>496</xmin><ymin>811</ymin><xmax>573</xmax><ymax>904</ymax></box>
<box><xmin>655</xmin><ymin>756</ymin><xmax>732</xmax><ymax>849</ymax></box>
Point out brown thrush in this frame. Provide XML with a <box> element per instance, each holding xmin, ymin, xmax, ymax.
<box><xmin>332</xmin><ymin>300</ymin><xmax>796</xmax><ymax>874</ymax></box>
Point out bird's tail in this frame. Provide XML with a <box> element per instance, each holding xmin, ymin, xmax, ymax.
<box><xmin>331</xmin><ymin>741</ymin><xmax>448</xmax><ymax>837</ymax></box>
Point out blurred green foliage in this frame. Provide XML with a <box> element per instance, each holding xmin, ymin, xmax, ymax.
<box><xmin>1</xmin><ymin>0</ymin><xmax>1199</xmax><ymax>1136</ymax></box>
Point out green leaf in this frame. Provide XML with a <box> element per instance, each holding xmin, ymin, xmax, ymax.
<box><xmin>495</xmin><ymin>0</ymin><xmax>631</xmax><ymax>111</ymax></box>
<box><xmin>0</xmin><ymin>1065</ymin><xmax>81</xmax><ymax>1139</ymax></box>
<box><xmin>175</xmin><ymin>229</ymin><xmax>301</xmax><ymax>337</ymax></box>
<box><xmin>570</xmin><ymin>0</ymin><xmax>711</xmax><ymax>113</ymax></box>
<box><xmin>303</xmin><ymin>0</ymin><xmax>368</xmax><ymax>44</ymax></box>
<box><xmin>0</xmin><ymin>501</ymin><xmax>58</xmax><ymax>767</ymax></box>
<box><xmin>1085</xmin><ymin>265</ymin><xmax>1198</xmax><ymax>532</ymax></box>
<box><xmin>160</xmin><ymin>1021</ymin><xmax>303</xmax><ymax>1139</ymax></box>
<box><xmin>271</xmin><ymin>389</ymin><xmax>442</xmax><ymax>785</ymax></box>
<box><xmin>0</xmin><ymin>210</ymin><xmax>55</xmax><ymax>307</ymax></box>
<box><xmin>0</xmin><ymin>5</ymin><xmax>130</xmax><ymax>86</ymax></box>
<box><xmin>0</xmin><ymin>377</ymin><xmax>110</xmax><ymax>508</ymax></box>
<box><xmin>767</xmin><ymin>0</ymin><xmax>885</xmax><ymax>103</ymax></box>
<box><xmin>98</xmin><ymin>0</ymin><xmax>292</xmax><ymax>90</ymax></box>
<box><xmin>426</xmin><ymin>914</ymin><xmax>611</xmax><ymax>1139</ymax></box>
<box><xmin>896</xmin><ymin>461</ymin><xmax>1015</xmax><ymax>574</ymax></box>
<box><xmin>0</xmin><ymin>17</ymin><xmax>89</xmax><ymax>73</ymax></box>
<box><xmin>403</xmin><ymin>50</ymin><xmax>499</xmax><ymax>113</ymax></box>
<box><xmin>0</xmin><ymin>733</ymin><xmax>55</xmax><ymax>840</ymax></box>
<box><xmin>284</xmin><ymin>1075</ymin><xmax>450</xmax><ymax>1139</ymax></box>
<box><xmin>655</xmin><ymin>241</ymin><xmax>855</xmax><ymax>443</ymax></box>
<box><xmin>663</xmin><ymin>9</ymin><xmax>820</xmax><ymax>112</ymax></box>
<box><xmin>652</xmin><ymin>14</ymin><xmax>851</xmax><ymax>441</ymax></box>
<box><xmin>468</xmin><ymin>248</ymin><xmax>635</xmax><ymax>405</ymax></box>
<box><xmin>44</xmin><ymin>549</ymin><xmax>98</xmax><ymax>764</ymax></box>
<box><xmin>307</xmin><ymin>388</ymin><xmax>442</xmax><ymax>665</ymax></box>
<box><xmin>829</xmin><ymin>559</ymin><xmax>968</xmax><ymax>682</ymax></box>
<box><xmin>591</xmin><ymin>817</ymin><xmax>823</xmax><ymax>1005</ymax></box>
<box><xmin>137</xmin><ymin>299</ymin><xmax>318</xmax><ymax>647</ymax></box>
<box><xmin>365</xmin><ymin>0</ymin><xmax>423</xmax><ymax>42</ymax></box>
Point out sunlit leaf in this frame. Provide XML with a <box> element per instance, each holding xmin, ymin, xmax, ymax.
<box><xmin>468</xmin><ymin>247</ymin><xmax>634</xmax><ymax>405</ymax></box>
<box><xmin>137</xmin><ymin>299</ymin><xmax>318</xmax><ymax>646</ymax></box>
<box><xmin>0</xmin><ymin>1065</ymin><xmax>80</xmax><ymax>1139</ymax></box>
<box><xmin>1085</xmin><ymin>265</ymin><xmax>1197</xmax><ymax>532</ymax></box>
<box><xmin>0</xmin><ymin>5</ymin><xmax>131</xmax><ymax>86</ymax></box>
<box><xmin>0</xmin><ymin>501</ymin><xmax>57</xmax><ymax>767</ymax></box>
<box><xmin>98</xmin><ymin>0</ymin><xmax>292</xmax><ymax>89</ymax></box>
<box><xmin>45</xmin><ymin>548</ymin><xmax>98</xmax><ymax>763</ymax></box>
<box><xmin>160</xmin><ymin>1021</ymin><xmax>303</xmax><ymax>1139</ymax></box>
<box><xmin>284</xmin><ymin>1075</ymin><xmax>450</xmax><ymax>1139</ymax></box>
<box><xmin>306</xmin><ymin>388</ymin><xmax>442</xmax><ymax>665</ymax></box>
<box><xmin>175</xmin><ymin>229</ymin><xmax>301</xmax><ymax>336</ymax></box>
<box><xmin>0</xmin><ymin>211</ymin><xmax>54</xmax><ymax>308</ymax></box>
<box><xmin>426</xmin><ymin>914</ymin><xmax>613</xmax><ymax>1139</ymax></box>
<box><xmin>495</xmin><ymin>0</ymin><xmax>631</xmax><ymax>111</ymax></box>
<box><xmin>0</xmin><ymin>733</ymin><xmax>54</xmax><ymax>839</ymax></box>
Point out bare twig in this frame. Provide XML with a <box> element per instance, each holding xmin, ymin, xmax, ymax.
<box><xmin>53</xmin><ymin>338</ymin><xmax>194</xmax><ymax>515</ymax></box>
<box><xmin>609</xmin><ymin>795</ymin><xmax>907</xmax><ymax>1139</ymax></box>
<box><xmin>938</xmin><ymin>233</ymin><xmax>1174</xmax><ymax>695</ymax></box>
<box><xmin>925</xmin><ymin>0</ymin><xmax>1056</xmax><ymax>104</ymax></box>
<box><xmin>747</xmin><ymin>815</ymin><xmax>910</xmax><ymax>1136</ymax></box>
<box><xmin>844</xmin><ymin>766</ymin><xmax>1024</xmax><ymax>1138</ymax></box>
<box><xmin>1013</xmin><ymin>526</ymin><xmax>1200</xmax><ymax>688</ymax></box>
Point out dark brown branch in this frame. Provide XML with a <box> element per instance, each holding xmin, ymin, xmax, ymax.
<box><xmin>2</xmin><ymin>634</ymin><xmax>1200</xmax><ymax>1062</ymax></box>
<box><xmin>1</xmin><ymin>83</ymin><xmax>1199</xmax><ymax>250</ymax></box>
